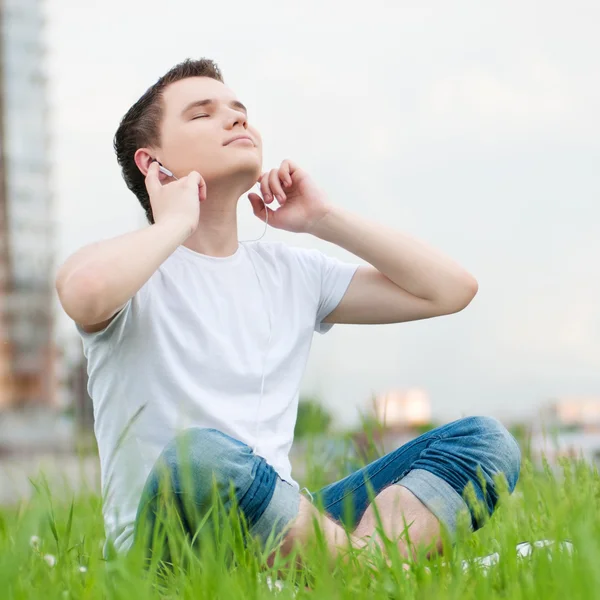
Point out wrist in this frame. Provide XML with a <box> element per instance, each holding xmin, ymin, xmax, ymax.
<box><xmin>306</xmin><ymin>203</ymin><xmax>341</xmax><ymax>239</ymax></box>
<box><xmin>153</xmin><ymin>216</ymin><xmax>196</xmax><ymax>245</ymax></box>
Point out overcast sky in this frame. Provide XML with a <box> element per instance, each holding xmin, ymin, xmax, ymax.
<box><xmin>45</xmin><ymin>0</ymin><xmax>600</xmax><ymax>427</ymax></box>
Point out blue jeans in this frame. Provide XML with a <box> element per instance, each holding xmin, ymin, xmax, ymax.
<box><xmin>134</xmin><ymin>417</ymin><xmax>521</xmax><ymax>553</ymax></box>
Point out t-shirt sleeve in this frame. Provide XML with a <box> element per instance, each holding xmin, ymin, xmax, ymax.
<box><xmin>314</xmin><ymin>252</ymin><xmax>359</xmax><ymax>334</ymax></box>
<box><xmin>285</xmin><ymin>245</ymin><xmax>359</xmax><ymax>335</ymax></box>
<box><xmin>74</xmin><ymin>283</ymin><xmax>149</xmax><ymax>354</ymax></box>
<box><xmin>75</xmin><ymin>298</ymin><xmax>134</xmax><ymax>354</ymax></box>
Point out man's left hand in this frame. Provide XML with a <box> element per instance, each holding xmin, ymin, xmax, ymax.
<box><xmin>248</xmin><ymin>160</ymin><xmax>331</xmax><ymax>234</ymax></box>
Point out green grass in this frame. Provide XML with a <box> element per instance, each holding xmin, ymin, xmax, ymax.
<box><xmin>0</xmin><ymin>447</ymin><xmax>598</xmax><ymax>599</ymax></box>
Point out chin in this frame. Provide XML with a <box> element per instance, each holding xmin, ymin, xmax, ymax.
<box><xmin>225</xmin><ymin>155</ymin><xmax>262</xmax><ymax>189</ymax></box>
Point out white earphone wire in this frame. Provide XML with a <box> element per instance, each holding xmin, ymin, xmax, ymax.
<box><xmin>158</xmin><ymin>164</ymin><xmax>272</xmax><ymax>452</ymax></box>
<box><xmin>239</xmin><ymin>182</ymin><xmax>269</xmax><ymax>243</ymax></box>
<box><xmin>246</xmin><ymin>244</ymin><xmax>273</xmax><ymax>455</ymax></box>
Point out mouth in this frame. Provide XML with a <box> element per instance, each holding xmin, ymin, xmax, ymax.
<box><xmin>224</xmin><ymin>134</ymin><xmax>255</xmax><ymax>146</ymax></box>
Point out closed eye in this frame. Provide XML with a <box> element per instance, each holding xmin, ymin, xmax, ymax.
<box><xmin>191</xmin><ymin>114</ymin><xmax>209</xmax><ymax>120</ymax></box>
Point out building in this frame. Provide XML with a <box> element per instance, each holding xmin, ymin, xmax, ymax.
<box><xmin>541</xmin><ymin>397</ymin><xmax>600</xmax><ymax>431</ymax></box>
<box><xmin>372</xmin><ymin>388</ymin><xmax>432</xmax><ymax>428</ymax></box>
<box><xmin>344</xmin><ymin>388</ymin><xmax>434</xmax><ymax>457</ymax></box>
<box><xmin>527</xmin><ymin>397</ymin><xmax>600</xmax><ymax>469</ymax></box>
<box><xmin>0</xmin><ymin>0</ymin><xmax>55</xmax><ymax>407</ymax></box>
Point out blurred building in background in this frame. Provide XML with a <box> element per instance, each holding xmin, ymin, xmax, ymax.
<box><xmin>373</xmin><ymin>388</ymin><xmax>432</xmax><ymax>428</ymax></box>
<box><xmin>344</xmin><ymin>388</ymin><xmax>435</xmax><ymax>459</ymax></box>
<box><xmin>528</xmin><ymin>397</ymin><xmax>600</xmax><ymax>469</ymax></box>
<box><xmin>0</xmin><ymin>0</ymin><xmax>56</xmax><ymax>408</ymax></box>
<box><xmin>541</xmin><ymin>397</ymin><xmax>600</xmax><ymax>431</ymax></box>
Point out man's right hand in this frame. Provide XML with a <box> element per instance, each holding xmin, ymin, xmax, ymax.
<box><xmin>145</xmin><ymin>161</ymin><xmax>207</xmax><ymax>239</ymax></box>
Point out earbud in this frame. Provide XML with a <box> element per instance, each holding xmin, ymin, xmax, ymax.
<box><xmin>151</xmin><ymin>158</ymin><xmax>175</xmax><ymax>179</ymax></box>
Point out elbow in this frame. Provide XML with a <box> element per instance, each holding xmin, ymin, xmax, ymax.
<box><xmin>55</xmin><ymin>266</ymin><xmax>108</xmax><ymax>325</ymax></box>
<box><xmin>441</xmin><ymin>274</ymin><xmax>479</xmax><ymax>315</ymax></box>
<box><xmin>463</xmin><ymin>275</ymin><xmax>479</xmax><ymax>307</ymax></box>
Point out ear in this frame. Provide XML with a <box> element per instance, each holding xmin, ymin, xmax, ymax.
<box><xmin>134</xmin><ymin>148</ymin><xmax>156</xmax><ymax>177</ymax></box>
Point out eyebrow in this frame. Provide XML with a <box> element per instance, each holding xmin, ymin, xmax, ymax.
<box><xmin>181</xmin><ymin>98</ymin><xmax>248</xmax><ymax>116</ymax></box>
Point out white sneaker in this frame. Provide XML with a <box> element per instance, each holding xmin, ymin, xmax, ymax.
<box><xmin>462</xmin><ymin>539</ymin><xmax>574</xmax><ymax>573</ymax></box>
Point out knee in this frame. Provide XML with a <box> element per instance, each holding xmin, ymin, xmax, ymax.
<box><xmin>158</xmin><ymin>428</ymin><xmax>250</xmax><ymax>496</ymax></box>
<box><xmin>464</xmin><ymin>416</ymin><xmax>521</xmax><ymax>491</ymax></box>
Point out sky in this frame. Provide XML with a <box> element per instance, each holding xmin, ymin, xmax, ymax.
<box><xmin>45</xmin><ymin>0</ymin><xmax>600</xmax><ymax>427</ymax></box>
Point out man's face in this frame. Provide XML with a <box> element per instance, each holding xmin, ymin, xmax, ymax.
<box><xmin>156</xmin><ymin>76</ymin><xmax>262</xmax><ymax>188</ymax></box>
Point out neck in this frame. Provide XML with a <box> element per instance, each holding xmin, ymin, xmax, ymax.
<box><xmin>182</xmin><ymin>179</ymin><xmax>244</xmax><ymax>257</ymax></box>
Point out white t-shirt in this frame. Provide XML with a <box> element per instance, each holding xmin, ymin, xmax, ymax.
<box><xmin>77</xmin><ymin>241</ymin><xmax>358</xmax><ymax>553</ymax></box>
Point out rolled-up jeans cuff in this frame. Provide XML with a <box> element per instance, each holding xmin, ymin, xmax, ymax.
<box><xmin>397</xmin><ymin>468</ymin><xmax>472</xmax><ymax>540</ymax></box>
<box><xmin>249</xmin><ymin>478</ymin><xmax>300</xmax><ymax>549</ymax></box>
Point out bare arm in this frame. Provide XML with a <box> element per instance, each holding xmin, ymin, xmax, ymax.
<box><xmin>250</xmin><ymin>160</ymin><xmax>477</xmax><ymax>326</ymax></box>
<box><xmin>310</xmin><ymin>205</ymin><xmax>478</xmax><ymax>324</ymax></box>
<box><xmin>56</xmin><ymin>163</ymin><xmax>206</xmax><ymax>332</ymax></box>
<box><xmin>56</xmin><ymin>221</ymin><xmax>191</xmax><ymax>331</ymax></box>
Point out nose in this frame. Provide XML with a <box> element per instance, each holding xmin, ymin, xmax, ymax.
<box><xmin>225</xmin><ymin>108</ymin><xmax>248</xmax><ymax>130</ymax></box>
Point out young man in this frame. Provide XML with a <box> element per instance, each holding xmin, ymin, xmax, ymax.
<box><xmin>56</xmin><ymin>59</ymin><xmax>520</xmax><ymax>561</ymax></box>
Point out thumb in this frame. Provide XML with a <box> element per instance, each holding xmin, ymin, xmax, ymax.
<box><xmin>248</xmin><ymin>193</ymin><xmax>267</xmax><ymax>222</ymax></box>
<box><xmin>145</xmin><ymin>162</ymin><xmax>161</xmax><ymax>197</ymax></box>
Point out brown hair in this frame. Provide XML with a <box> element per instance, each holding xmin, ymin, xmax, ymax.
<box><xmin>113</xmin><ymin>58</ymin><xmax>223</xmax><ymax>223</ymax></box>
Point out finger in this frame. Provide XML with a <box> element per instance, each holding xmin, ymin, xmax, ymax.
<box><xmin>248</xmin><ymin>193</ymin><xmax>276</xmax><ymax>222</ymax></box>
<box><xmin>248</xmin><ymin>193</ymin><xmax>264</xmax><ymax>218</ymax></box>
<box><xmin>184</xmin><ymin>171</ymin><xmax>206</xmax><ymax>201</ymax></box>
<box><xmin>285</xmin><ymin>159</ymin><xmax>300</xmax><ymax>176</ymax></box>
<box><xmin>248</xmin><ymin>193</ymin><xmax>275</xmax><ymax>223</ymax></box>
<box><xmin>259</xmin><ymin>172</ymin><xmax>272</xmax><ymax>204</ymax></box>
<box><xmin>186</xmin><ymin>170</ymin><xmax>201</xmax><ymax>187</ymax></box>
<box><xmin>198</xmin><ymin>176</ymin><xmax>207</xmax><ymax>202</ymax></box>
<box><xmin>255</xmin><ymin>180</ymin><xmax>274</xmax><ymax>203</ymax></box>
<box><xmin>182</xmin><ymin>171</ymin><xmax>206</xmax><ymax>202</ymax></box>
<box><xmin>282</xmin><ymin>159</ymin><xmax>300</xmax><ymax>186</ymax></box>
<box><xmin>145</xmin><ymin>162</ymin><xmax>162</xmax><ymax>196</ymax></box>
<box><xmin>280</xmin><ymin>160</ymin><xmax>293</xmax><ymax>188</ymax></box>
<box><xmin>268</xmin><ymin>168</ymin><xmax>286</xmax><ymax>204</ymax></box>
